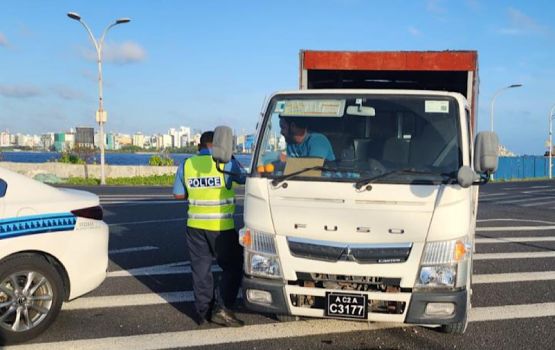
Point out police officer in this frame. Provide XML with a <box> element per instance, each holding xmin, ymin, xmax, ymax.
<box><xmin>173</xmin><ymin>131</ymin><xmax>246</xmax><ymax>327</ymax></box>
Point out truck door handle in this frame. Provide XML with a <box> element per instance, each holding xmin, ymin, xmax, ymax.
<box><xmin>325</xmin><ymin>225</ymin><xmax>338</xmax><ymax>231</ymax></box>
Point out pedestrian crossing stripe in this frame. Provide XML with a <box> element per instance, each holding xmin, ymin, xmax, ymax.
<box><xmin>0</xmin><ymin>212</ymin><xmax>76</xmax><ymax>240</ymax></box>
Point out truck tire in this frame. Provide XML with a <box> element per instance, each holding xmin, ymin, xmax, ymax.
<box><xmin>440</xmin><ymin>280</ymin><xmax>471</xmax><ymax>335</ymax></box>
<box><xmin>439</xmin><ymin>313</ymin><xmax>468</xmax><ymax>335</ymax></box>
<box><xmin>275</xmin><ymin>314</ymin><xmax>301</xmax><ymax>322</ymax></box>
<box><xmin>0</xmin><ymin>254</ymin><xmax>64</xmax><ymax>345</ymax></box>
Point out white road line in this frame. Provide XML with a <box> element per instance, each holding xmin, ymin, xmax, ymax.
<box><xmin>5</xmin><ymin>320</ymin><xmax>400</xmax><ymax>350</ymax></box>
<box><xmin>474</xmin><ymin>251</ymin><xmax>555</xmax><ymax>260</ymax></box>
<box><xmin>522</xmin><ymin>188</ymin><xmax>555</xmax><ymax>193</ymax></box>
<box><xmin>107</xmin><ymin>263</ymin><xmax>221</xmax><ymax>278</ymax></box>
<box><xmin>476</xmin><ymin>226</ymin><xmax>555</xmax><ymax>232</ymax></box>
<box><xmin>62</xmin><ymin>291</ymin><xmax>195</xmax><ymax>310</ymax></box>
<box><xmin>473</xmin><ymin>271</ymin><xmax>555</xmax><ymax>284</ymax></box>
<box><xmin>108</xmin><ymin>214</ymin><xmax>242</xmax><ymax>227</ymax></box>
<box><xmin>72</xmin><ymin>270</ymin><xmax>555</xmax><ymax>310</ymax></box>
<box><xmin>477</xmin><ymin>218</ymin><xmax>555</xmax><ymax>225</ymax></box>
<box><xmin>469</xmin><ymin>302</ymin><xmax>555</xmax><ymax>322</ymax></box>
<box><xmin>494</xmin><ymin>196</ymin><xmax>555</xmax><ymax>205</ymax></box>
<box><xmin>109</xmin><ymin>246</ymin><xmax>159</xmax><ymax>255</ymax></box>
<box><xmin>8</xmin><ymin>303</ymin><xmax>555</xmax><ymax>350</ymax></box>
<box><xmin>108</xmin><ymin>218</ymin><xmax>186</xmax><ymax>226</ymax></box>
<box><xmin>101</xmin><ymin>200</ymin><xmax>183</xmax><ymax>206</ymax></box>
<box><xmin>478</xmin><ymin>192</ymin><xmax>508</xmax><ymax>197</ymax></box>
<box><xmin>528</xmin><ymin>186</ymin><xmax>551</xmax><ymax>189</ymax></box>
<box><xmin>475</xmin><ymin>236</ymin><xmax>555</xmax><ymax>243</ymax></box>
<box><xmin>520</xmin><ymin>199</ymin><xmax>555</xmax><ymax>207</ymax></box>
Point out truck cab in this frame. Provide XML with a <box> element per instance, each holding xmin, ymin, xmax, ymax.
<box><xmin>213</xmin><ymin>50</ymin><xmax>499</xmax><ymax>334</ymax></box>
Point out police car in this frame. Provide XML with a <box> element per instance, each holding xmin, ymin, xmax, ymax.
<box><xmin>0</xmin><ymin>167</ymin><xmax>109</xmax><ymax>345</ymax></box>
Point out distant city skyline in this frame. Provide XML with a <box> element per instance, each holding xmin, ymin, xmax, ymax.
<box><xmin>1</xmin><ymin>1</ymin><xmax>555</xmax><ymax>155</ymax></box>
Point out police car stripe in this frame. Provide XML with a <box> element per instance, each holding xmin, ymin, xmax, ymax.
<box><xmin>0</xmin><ymin>213</ymin><xmax>76</xmax><ymax>240</ymax></box>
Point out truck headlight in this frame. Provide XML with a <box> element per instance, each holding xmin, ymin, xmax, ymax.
<box><xmin>240</xmin><ymin>227</ymin><xmax>282</xmax><ymax>279</ymax></box>
<box><xmin>414</xmin><ymin>239</ymin><xmax>470</xmax><ymax>291</ymax></box>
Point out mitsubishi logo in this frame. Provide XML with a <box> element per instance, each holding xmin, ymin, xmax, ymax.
<box><xmin>339</xmin><ymin>246</ymin><xmax>356</xmax><ymax>262</ymax></box>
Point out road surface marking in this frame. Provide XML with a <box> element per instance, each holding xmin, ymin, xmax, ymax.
<box><xmin>473</xmin><ymin>271</ymin><xmax>555</xmax><ymax>284</ymax></box>
<box><xmin>109</xmin><ymin>246</ymin><xmax>159</xmax><ymax>255</ymax></box>
<box><xmin>108</xmin><ymin>213</ymin><xmax>242</xmax><ymax>226</ymax></box>
<box><xmin>477</xmin><ymin>218</ymin><xmax>555</xmax><ymax>225</ymax></box>
<box><xmin>474</xmin><ymin>251</ymin><xmax>555</xmax><ymax>260</ymax></box>
<box><xmin>494</xmin><ymin>196</ymin><xmax>555</xmax><ymax>205</ymax></box>
<box><xmin>476</xmin><ymin>225</ymin><xmax>555</xmax><ymax>232</ymax></box>
<box><xmin>9</xmin><ymin>303</ymin><xmax>555</xmax><ymax>350</ymax></box>
<box><xmin>520</xmin><ymin>199</ymin><xmax>555</xmax><ymax>207</ymax></box>
<box><xmin>475</xmin><ymin>236</ymin><xmax>555</xmax><ymax>243</ymax></box>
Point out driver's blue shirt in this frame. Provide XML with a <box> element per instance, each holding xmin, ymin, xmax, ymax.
<box><xmin>286</xmin><ymin>132</ymin><xmax>335</xmax><ymax>161</ymax></box>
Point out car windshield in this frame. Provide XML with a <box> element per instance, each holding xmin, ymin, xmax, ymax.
<box><xmin>254</xmin><ymin>94</ymin><xmax>462</xmax><ymax>184</ymax></box>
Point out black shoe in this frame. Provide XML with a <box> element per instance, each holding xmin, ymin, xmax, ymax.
<box><xmin>210</xmin><ymin>307</ymin><xmax>244</xmax><ymax>327</ymax></box>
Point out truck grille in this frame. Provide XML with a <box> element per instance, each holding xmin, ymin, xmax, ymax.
<box><xmin>287</xmin><ymin>237</ymin><xmax>412</xmax><ymax>264</ymax></box>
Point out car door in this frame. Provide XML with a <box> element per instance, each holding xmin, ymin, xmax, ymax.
<box><xmin>0</xmin><ymin>178</ymin><xmax>6</xmax><ymax>218</ymax></box>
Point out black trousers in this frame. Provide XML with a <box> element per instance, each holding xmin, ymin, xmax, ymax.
<box><xmin>185</xmin><ymin>226</ymin><xmax>244</xmax><ymax>319</ymax></box>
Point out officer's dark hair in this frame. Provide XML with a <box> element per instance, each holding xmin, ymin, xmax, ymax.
<box><xmin>199</xmin><ymin>131</ymin><xmax>214</xmax><ymax>150</ymax></box>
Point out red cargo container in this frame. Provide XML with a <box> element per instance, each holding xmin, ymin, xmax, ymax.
<box><xmin>299</xmin><ymin>50</ymin><xmax>478</xmax><ymax>130</ymax></box>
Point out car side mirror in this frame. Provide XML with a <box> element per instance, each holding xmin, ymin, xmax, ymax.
<box><xmin>212</xmin><ymin>126</ymin><xmax>234</xmax><ymax>164</ymax></box>
<box><xmin>474</xmin><ymin>131</ymin><xmax>499</xmax><ymax>173</ymax></box>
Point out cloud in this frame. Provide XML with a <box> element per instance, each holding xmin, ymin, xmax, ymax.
<box><xmin>497</xmin><ymin>7</ymin><xmax>551</xmax><ymax>36</ymax></box>
<box><xmin>51</xmin><ymin>85</ymin><xmax>86</xmax><ymax>101</ymax></box>
<box><xmin>0</xmin><ymin>84</ymin><xmax>42</xmax><ymax>98</ymax></box>
<box><xmin>0</xmin><ymin>32</ymin><xmax>8</xmax><ymax>47</ymax></box>
<box><xmin>82</xmin><ymin>41</ymin><xmax>146</xmax><ymax>65</ymax></box>
<box><xmin>426</xmin><ymin>0</ymin><xmax>447</xmax><ymax>14</ymax></box>
<box><xmin>408</xmin><ymin>26</ymin><xmax>422</xmax><ymax>37</ymax></box>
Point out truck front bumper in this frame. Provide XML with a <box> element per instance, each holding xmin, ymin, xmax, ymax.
<box><xmin>405</xmin><ymin>289</ymin><xmax>468</xmax><ymax>324</ymax></box>
<box><xmin>242</xmin><ymin>276</ymin><xmax>290</xmax><ymax>315</ymax></box>
<box><xmin>243</xmin><ymin>275</ymin><xmax>467</xmax><ymax>324</ymax></box>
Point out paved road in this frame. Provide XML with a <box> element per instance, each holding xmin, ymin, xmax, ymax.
<box><xmin>7</xmin><ymin>180</ymin><xmax>555</xmax><ymax>350</ymax></box>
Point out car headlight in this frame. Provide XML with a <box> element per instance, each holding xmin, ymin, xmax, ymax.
<box><xmin>239</xmin><ymin>227</ymin><xmax>282</xmax><ymax>279</ymax></box>
<box><xmin>414</xmin><ymin>238</ymin><xmax>471</xmax><ymax>291</ymax></box>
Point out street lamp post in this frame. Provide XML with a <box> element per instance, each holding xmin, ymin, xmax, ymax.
<box><xmin>549</xmin><ymin>105</ymin><xmax>555</xmax><ymax>180</ymax></box>
<box><xmin>67</xmin><ymin>12</ymin><xmax>130</xmax><ymax>185</ymax></box>
<box><xmin>489</xmin><ymin>84</ymin><xmax>523</xmax><ymax>132</ymax></box>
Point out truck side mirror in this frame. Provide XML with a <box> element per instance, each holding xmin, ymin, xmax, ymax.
<box><xmin>457</xmin><ymin>166</ymin><xmax>477</xmax><ymax>188</ymax></box>
<box><xmin>474</xmin><ymin>131</ymin><xmax>499</xmax><ymax>173</ymax></box>
<box><xmin>212</xmin><ymin>126</ymin><xmax>234</xmax><ymax>164</ymax></box>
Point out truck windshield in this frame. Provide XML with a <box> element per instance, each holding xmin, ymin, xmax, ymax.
<box><xmin>254</xmin><ymin>94</ymin><xmax>462</xmax><ymax>184</ymax></box>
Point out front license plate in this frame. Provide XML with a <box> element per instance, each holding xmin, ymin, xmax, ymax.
<box><xmin>325</xmin><ymin>292</ymin><xmax>368</xmax><ymax>320</ymax></box>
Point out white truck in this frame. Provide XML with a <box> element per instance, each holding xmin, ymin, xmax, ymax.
<box><xmin>213</xmin><ymin>50</ymin><xmax>499</xmax><ymax>334</ymax></box>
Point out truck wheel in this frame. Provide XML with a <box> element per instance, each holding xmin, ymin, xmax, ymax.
<box><xmin>275</xmin><ymin>314</ymin><xmax>301</xmax><ymax>322</ymax></box>
<box><xmin>0</xmin><ymin>254</ymin><xmax>64</xmax><ymax>345</ymax></box>
<box><xmin>440</xmin><ymin>285</ymin><xmax>470</xmax><ymax>335</ymax></box>
<box><xmin>439</xmin><ymin>313</ymin><xmax>468</xmax><ymax>335</ymax></box>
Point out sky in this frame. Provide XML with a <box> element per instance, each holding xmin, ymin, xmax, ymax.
<box><xmin>1</xmin><ymin>0</ymin><xmax>554</xmax><ymax>155</ymax></box>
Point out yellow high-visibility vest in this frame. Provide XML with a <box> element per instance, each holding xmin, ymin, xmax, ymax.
<box><xmin>184</xmin><ymin>155</ymin><xmax>235</xmax><ymax>231</ymax></box>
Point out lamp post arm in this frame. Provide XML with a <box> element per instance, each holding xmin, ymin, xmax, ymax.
<box><xmin>77</xmin><ymin>20</ymin><xmax>100</xmax><ymax>56</ymax></box>
<box><xmin>490</xmin><ymin>87</ymin><xmax>507</xmax><ymax>132</ymax></box>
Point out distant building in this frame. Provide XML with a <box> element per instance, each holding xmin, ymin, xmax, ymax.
<box><xmin>0</xmin><ymin>131</ymin><xmax>11</xmax><ymax>147</ymax></box>
<box><xmin>132</xmin><ymin>133</ymin><xmax>145</xmax><ymax>148</ymax></box>
<box><xmin>40</xmin><ymin>133</ymin><xmax>54</xmax><ymax>150</ymax></box>
<box><xmin>54</xmin><ymin>133</ymin><xmax>66</xmax><ymax>152</ymax></box>
<box><xmin>114</xmin><ymin>133</ymin><xmax>132</xmax><ymax>149</ymax></box>
<box><xmin>75</xmin><ymin>127</ymin><xmax>95</xmax><ymax>149</ymax></box>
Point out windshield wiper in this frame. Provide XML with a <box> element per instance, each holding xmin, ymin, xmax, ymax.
<box><xmin>354</xmin><ymin>168</ymin><xmax>456</xmax><ymax>190</ymax></box>
<box><xmin>271</xmin><ymin>166</ymin><xmax>347</xmax><ymax>187</ymax></box>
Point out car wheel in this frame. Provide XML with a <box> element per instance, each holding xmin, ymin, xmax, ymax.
<box><xmin>0</xmin><ymin>254</ymin><xmax>64</xmax><ymax>345</ymax></box>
